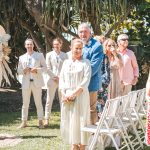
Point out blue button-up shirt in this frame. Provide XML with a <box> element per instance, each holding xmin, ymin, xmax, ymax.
<box><xmin>82</xmin><ymin>37</ymin><xmax>103</xmax><ymax>92</ymax></box>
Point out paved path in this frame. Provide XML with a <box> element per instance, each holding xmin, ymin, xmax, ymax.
<box><xmin>0</xmin><ymin>134</ymin><xmax>23</xmax><ymax>148</ymax></box>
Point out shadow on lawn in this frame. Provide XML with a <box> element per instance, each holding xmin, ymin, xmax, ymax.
<box><xmin>0</xmin><ymin>91</ymin><xmax>60</xmax><ymax>124</ymax></box>
<box><xmin>0</xmin><ymin>88</ymin><xmax>61</xmax><ymax>126</ymax></box>
<box><xmin>0</xmin><ymin>112</ymin><xmax>21</xmax><ymax>125</ymax></box>
<box><xmin>21</xmin><ymin>135</ymin><xmax>57</xmax><ymax>139</ymax></box>
<box><xmin>0</xmin><ymin>111</ymin><xmax>42</xmax><ymax>126</ymax></box>
<box><xmin>46</xmin><ymin>124</ymin><xmax>60</xmax><ymax>129</ymax></box>
<box><xmin>29</xmin><ymin>124</ymin><xmax>60</xmax><ymax>129</ymax></box>
<box><xmin>0</xmin><ymin>111</ymin><xmax>60</xmax><ymax>130</ymax></box>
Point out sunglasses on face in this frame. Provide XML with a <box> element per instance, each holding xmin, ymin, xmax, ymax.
<box><xmin>120</xmin><ymin>38</ymin><xmax>128</xmax><ymax>41</ymax></box>
<box><xmin>108</xmin><ymin>44</ymin><xmax>115</xmax><ymax>47</ymax></box>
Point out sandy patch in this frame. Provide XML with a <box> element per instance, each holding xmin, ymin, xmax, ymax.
<box><xmin>0</xmin><ymin>134</ymin><xmax>23</xmax><ymax>148</ymax></box>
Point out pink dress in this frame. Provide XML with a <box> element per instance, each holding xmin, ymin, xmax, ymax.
<box><xmin>146</xmin><ymin>72</ymin><xmax>150</xmax><ymax>145</ymax></box>
<box><xmin>108</xmin><ymin>56</ymin><xmax>122</xmax><ymax>99</ymax></box>
<box><xmin>146</xmin><ymin>103</ymin><xmax>150</xmax><ymax>145</ymax></box>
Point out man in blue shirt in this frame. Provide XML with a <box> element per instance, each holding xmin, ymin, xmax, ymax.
<box><xmin>78</xmin><ymin>23</ymin><xmax>104</xmax><ymax>124</ymax></box>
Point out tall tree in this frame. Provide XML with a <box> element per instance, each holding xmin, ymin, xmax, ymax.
<box><xmin>1</xmin><ymin>0</ymin><xmax>149</xmax><ymax>53</ymax></box>
<box><xmin>0</xmin><ymin>0</ymin><xmax>149</xmax><ymax>87</ymax></box>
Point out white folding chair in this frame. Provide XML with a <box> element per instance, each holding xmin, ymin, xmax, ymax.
<box><xmin>128</xmin><ymin>90</ymin><xmax>145</xmax><ymax>132</ymax></box>
<box><xmin>82</xmin><ymin>97</ymin><xmax>130</xmax><ymax>150</ymax></box>
<box><xmin>115</xmin><ymin>95</ymin><xmax>134</xmax><ymax>150</ymax></box>
<box><xmin>129</xmin><ymin>90</ymin><xmax>146</xmax><ymax>135</ymax></box>
<box><xmin>120</xmin><ymin>92</ymin><xmax>144</xmax><ymax>150</ymax></box>
<box><xmin>136</xmin><ymin>88</ymin><xmax>147</xmax><ymax>116</ymax></box>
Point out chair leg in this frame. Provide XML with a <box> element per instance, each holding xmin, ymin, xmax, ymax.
<box><xmin>120</xmin><ymin>131</ymin><xmax>131</xmax><ymax>150</ymax></box>
<box><xmin>109</xmin><ymin>134</ymin><xmax>120</xmax><ymax>150</ymax></box>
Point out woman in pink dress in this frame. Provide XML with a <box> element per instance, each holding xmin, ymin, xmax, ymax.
<box><xmin>146</xmin><ymin>70</ymin><xmax>150</xmax><ymax>146</ymax></box>
<box><xmin>103</xmin><ymin>38</ymin><xmax>122</xmax><ymax>99</ymax></box>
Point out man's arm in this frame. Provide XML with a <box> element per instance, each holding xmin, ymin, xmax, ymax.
<box><xmin>131</xmin><ymin>52</ymin><xmax>139</xmax><ymax>85</ymax></box>
<box><xmin>90</xmin><ymin>44</ymin><xmax>103</xmax><ymax>77</ymax></box>
<box><xmin>34</xmin><ymin>53</ymin><xmax>47</xmax><ymax>74</ymax></box>
<box><xmin>46</xmin><ymin>52</ymin><xmax>56</xmax><ymax>78</ymax></box>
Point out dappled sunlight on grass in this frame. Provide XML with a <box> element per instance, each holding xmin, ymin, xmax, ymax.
<box><xmin>0</xmin><ymin>111</ymin><xmax>67</xmax><ymax>150</ymax></box>
<box><xmin>0</xmin><ymin>111</ymin><xmax>149</xmax><ymax>150</ymax></box>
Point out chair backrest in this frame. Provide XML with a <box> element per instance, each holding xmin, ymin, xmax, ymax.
<box><xmin>89</xmin><ymin>89</ymin><xmax>145</xmax><ymax>150</ymax></box>
<box><xmin>127</xmin><ymin>89</ymin><xmax>146</xmax><ymax>112</ymax></box>
<box><xmin>128</xmin><ymin>90</ymin><xmax>138</xmax><ymax>108</ymax></box>
<box><xmin>95</xmin><ymin>100</ymin><xmax>109</xmax><ymax>127</ymax></box>
<box><xmin>136</xmin><ymin>88</ymin><xmax>146</xmax><ymax>112</ymax></box>
<box><xmin>89</xmin><ymin>97</ymin><xmax>121</xmax><ymax>150</ymax></box>
<box><xmin>119</xmin><ymin>95</ymin><xmax>130</xmax><ymax>114</ymax></box>
<box><xmin>106</xmin><ymin>97</ymin><xmax>121</xmax><ymax>117</ymax></box>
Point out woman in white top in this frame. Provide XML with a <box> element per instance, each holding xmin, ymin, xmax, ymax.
<box><xmin>59</xmin><ymin>38</ymin><xmax>91</xmax><ymax>150</ymax></box>
<box><xmin>44</xmin><ymin>38</ymin><xmax>67</xmax><ymax>126</ymax></box>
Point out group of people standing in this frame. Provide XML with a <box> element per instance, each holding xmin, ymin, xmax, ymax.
<box><xmin>17</xmin><ymin>22</ymin><xmax>139</xmax><ymax>150</ymax></box>
<box><xmin>95</xmin><ymin>34</ymin><xmax>139</xmax><ymax>115</ymax></box>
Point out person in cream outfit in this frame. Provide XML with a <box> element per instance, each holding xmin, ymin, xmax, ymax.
<box><xmin>17</xmin><ymin>38</ymin><xmax>47</xmax><ymax>129</ymax></box>
<box><xmin>44</xmin><ymin>38</ymin><xmax>67</xmax><ymax>127</ymax></box>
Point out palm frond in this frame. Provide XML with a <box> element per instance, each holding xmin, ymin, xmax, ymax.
<box><xmin>1</xmin><ymin>62</ymin><xmax>11</xmax><ymax>85</ymax></box>
<box><xmin>0</xmin><ymin>25</ymin><xmax>13</xmax><ymax>86</ymax></box>
<box><xmin>2</xmin><ymin>60</ymin><xmax>14</xmax><ymax>78</ymax></box>
<box><xmin>0</xmin><ymin>63</ymin><xmax>3</xmax><ymax>85</ymax></box>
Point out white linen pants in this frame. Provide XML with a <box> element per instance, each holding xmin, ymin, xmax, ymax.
<box><xmin>22</xmin><ymin>82</ymin><xmax>43</xmax><ymax>121</ymax></box>
<box><xmin>45</xmin><ymin>79</ymin><xmax>61</xmax><ymax>119</ymax></box>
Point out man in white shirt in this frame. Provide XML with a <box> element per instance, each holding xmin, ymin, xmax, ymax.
<box><xmin>44</xmin><ymin>38</ymin><xmax>67</xmax><ymax>127</ymax></box>
<box><xmin>17</xmin><ymin>38</ymin><xmax>47</xmax><ymax>129</ymax></box>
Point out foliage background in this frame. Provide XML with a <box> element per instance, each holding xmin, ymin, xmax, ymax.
<box><xmin>0</xmin><ymin>0</ymin><xmax>149</xmax><ymax>88</ymax></box>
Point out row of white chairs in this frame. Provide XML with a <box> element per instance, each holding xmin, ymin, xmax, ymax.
<box><xmin>82</xmin><ymin>88</ymin><xmax>146</xmax><ymax>150</ymax></box>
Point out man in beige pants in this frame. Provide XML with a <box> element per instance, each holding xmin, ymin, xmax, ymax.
<box><xmin>44</xmin><ymin>38</ymin><xmax>67</xmax><ymax>127</ymax></box>
<box><xmin>17</xmin><ymin>38</ymin><xmax>47</xmax><ymax>129</ymax></box>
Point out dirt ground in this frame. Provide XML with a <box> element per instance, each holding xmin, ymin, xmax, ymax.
<box><xmin>0</xmin><ymin>88</ymin><xmax>59</xmax><ymax>113</ymax></box>
<box><xmin>0</xmin><ymin>134</ymin><xmax>23</xmax><ymax>148</ymax></box>
<box><xmin>0</xmin><ymin>88</ymin><xmax>48</xmax><ymax>113</ymax></box>
<box><xmin>0</xmin><ymin>88</ymin><xmax>22</xmax><ymax>112</ymax></box>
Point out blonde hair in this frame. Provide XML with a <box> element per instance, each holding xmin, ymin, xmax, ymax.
<box><xmin>71</xmin><ymin>38</ymin><xmax>83</xmax><ymax>48</ymax></box>
<box><xmin>103</xmin><ymin>38</ymin><xmax>117</xmax><ymax>55</ymax></box>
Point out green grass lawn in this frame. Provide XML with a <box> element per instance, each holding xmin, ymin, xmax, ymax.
<box><xmin>0</xmin><ymin>111</ymin><xmax>70</xmax><ymax>150</ymax></box>
<box><xmin>0</xmin><ymin>111</ymin><xmax>149</xmax><ymax>150</ymax></box>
